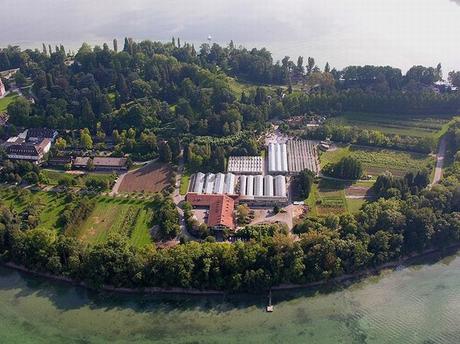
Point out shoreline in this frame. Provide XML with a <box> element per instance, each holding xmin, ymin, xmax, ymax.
<box><xmin>2</xmin><ymin>244</ymin><xmax>459</xmax><ymax>296</ymax></box>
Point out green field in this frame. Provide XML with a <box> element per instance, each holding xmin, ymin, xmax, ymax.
<box><xmin>0</xmin><ymin>93</ymin><xmax>19</xmax><ymax>112</ymax></box>
<box><xmin>305</xmin><ymin>179</ymin><xmax>370</xmax><ymax>217</ymax></box>
<box><xmin>78</xmin><ymin>196</ymin><xmax>153</xmax><ymax>247</ymax></box>
<box><xmin>179</xmin><ymin>172</ymin><xmax>190</xmax><ymax>195</ymax></box>
<box><xmin>327</xmin><ymin>112</ymin><xmax>452</xmax><ymax>138</ymax></box>
<box><xmin>0</xmin><ymin>187</ymin><xmax>153</xmax><ymax>247</ymax></box>
<box><xmin>320</xmin><ymin>145</ymin><xmax>434</xmax><ymax>177</ymax></box>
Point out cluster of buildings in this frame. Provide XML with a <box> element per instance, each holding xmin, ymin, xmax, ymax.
<box><xmin>268</xmin><ymin>140</ymin><xmax>319</xmax><ymax>175</ymax></box>
<box><xmin>187</xmin><ymin>172</ymin><xmax>289</xmax><ymax>231</ymax></box>
<box><xmin>2</xmin><ymin>128</ymin><xmax>128</xmax><ymax>172</ymax></box>
<box><xmin>185</xmin><ymin>139</ymin><xmax>319</xmax><ymax>231</ymax></box>
<box><xmin>2</xmin><ymin>128</ymin><xmax>57</xmax><ymax>164</ymax></box>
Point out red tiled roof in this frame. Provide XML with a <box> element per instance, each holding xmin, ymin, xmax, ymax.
<box><xmin>186</xmin><ymin>193</ymin><xmax>235</xmax><ymax>229</ymax></box>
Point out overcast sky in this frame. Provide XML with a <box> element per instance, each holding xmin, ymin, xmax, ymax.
<box><xmin>1</xmin><ymin>0</ymin><xmax>459</xmax><ymax>72</ymax></box>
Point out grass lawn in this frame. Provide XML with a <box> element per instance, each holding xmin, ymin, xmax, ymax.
<box><xmin>320</xmin><ymin>145</ymin><xmax>434</xmax><ymax>177</ymax></box>
<box><xmin>346</xmin><ymin>198</ymin><xmax>367</xmax><ymax>214</ymax></box>
<box><xmin>305</xmin><ymin>179</ymin><xmax>373</xmax><ymax>217</ymax></box>
<box><xmin>0</xmin><ymin>93</ymin><xmax>19</xmax><ymax>112</ymax></box>
<box><xmin>179</xmin><ymin>172</ymin><xmax>190</xmax><ymax>195</ymax></box>
<box><xmin>327</xmin><ymin>112</ymin><xmax>453</xmax><ymax>138</ymax></box>
<box><xmin>78</xmin><ymin>196</ymin><xmax>153</xmax><ymax>247</ymax></box>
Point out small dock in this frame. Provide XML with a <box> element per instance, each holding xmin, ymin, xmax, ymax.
<box><xmin>266</xmin><ymin>289</ymin><xmax>274</xmax><ymax>312</ymax></box>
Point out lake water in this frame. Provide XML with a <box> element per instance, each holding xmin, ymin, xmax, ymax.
<box><xmin>1</xmin><ymin>0</ymin><xmax>460</xmax><ymax>72</ymax></box>
<box><xmin>0</xmin><ymin>250</ymin><xmax>459</xmax><ymax>343</ymax></box>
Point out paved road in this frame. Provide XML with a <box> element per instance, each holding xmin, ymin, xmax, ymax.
<box><xmin>432</xmin><ymin>137</ymin><xmax>447</xmax><ymax>185</ymax></box>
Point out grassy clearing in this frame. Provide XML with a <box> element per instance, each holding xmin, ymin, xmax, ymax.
<box><xmin>305</xmin><ymin>179</ymin><xmax>370</xmax><ymax>217</ymax></box>
<box><xmin>327</xmin><ymin>112</ymin><xmax>452</xmax><ymax>138</ymax></box>
<box><xmin>78</xmin><ymin>196</ymin><xmax>153</xmax><ymax>247</ymax></box>
<box><xmin>179</xmin><ymin>172</ymin><xmax>190</xmax><ymax>195</ymax></box>
<box><xmin>320</xmin><ymin>145</ymin><xmax>434</xmax><ymax>177</ymax></box>
<box><xmin>0</xmin><ymin>93</ymin><xmax>19</xmax><ymax>112</ymax></box>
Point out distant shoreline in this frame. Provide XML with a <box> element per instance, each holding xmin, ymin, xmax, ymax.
<box><xmin>2</xmin><ymin>244</ymin><xmax>459</xmax><ymax>296</ymax></box>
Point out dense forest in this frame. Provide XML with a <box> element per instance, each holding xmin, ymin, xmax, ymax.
<box><xmin>2</xmin><ymin>39</ymin><xmax>460</xmax><ymax>162</ymax></box>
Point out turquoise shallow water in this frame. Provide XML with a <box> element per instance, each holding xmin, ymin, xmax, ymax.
<box><xmin>0</xmin><ymin>251</ymin><xmax>459</xmax><ymax>344</ymax></box>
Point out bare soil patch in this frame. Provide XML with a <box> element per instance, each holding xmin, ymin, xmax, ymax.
<box><xmin>119</xmin><ymin>162</ymin><xmax>173</xmax><ymax>193</ymax></box>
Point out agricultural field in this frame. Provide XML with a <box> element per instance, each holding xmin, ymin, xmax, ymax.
<box><xmin>327</xmin><ymin>112</ymin><xmax>452</xmax><ymax>138</ymax></box>
<box><xmin>118</xmin><ymin>161</ymin><xmax>174</xmax><ymax>193</ymax></box>
<box><xmin>78</xmin><ymin>196</ymin><xmax>153</xmax><ymax>247</ymax></box>
<box><xmin>0</xmin><ymin>93</ymin><xmax>19</xmax><ymax>112</ymax></box>
<box><xmin>320</xmin><ymin>145</ymin><xmax>434</xmax><ymax>177</ymax></box>
<box><xmin>305</xmin><ymin>179</ymin><xmax>373</xmax><ymax>217</ymax></box>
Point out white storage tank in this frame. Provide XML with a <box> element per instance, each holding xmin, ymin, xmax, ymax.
<box><xmin>246</xmin><ymin>175</ymin><xmax>254</xmax><ymax>196</ymax></box>
<box><xmin>193</xmin><ymin>172</ymin><xmax>205</xmax><ymax>194</ymax></box>
<box><xmin>239</xmin><ymin>175</ymin><xmax>247</xmax><ymax>196</ymax></box>
<box><xmin>204</xmin><ymin>173</ymin><xmax>215</xmax><ymax>194</ymax></box>
<box><xmin>274</xmin><ymin>175</ymin><xmax>286</xmax><ymax>197</ymax></box>
<box><xmin>213</xmin><ymin>173</ymin><xmax>225</xmax><ymax>194</ymax></box>
<box><xmin>264</xmin><ymin>175</ymin><xmax>274</xmax><ymax>197</ymax></box>
<box><xmin>254</xmin><ymin>175</ymin><xmax>264</xmax><ymax>197</ymax></box>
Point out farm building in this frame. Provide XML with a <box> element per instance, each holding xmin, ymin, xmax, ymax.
<box><xmin>227</xmin><ymin>156</ymin><xmax>263</xmax><ymax>174</ymax></box>
<box><xmin>286</xmin><ymin>140</ymin><xmax>319</xmax><ymax>175</ymax></box>
<box><xmin>238</xmin><ymin>174</ymin><xmax>288</xmax><ymax>206</ymax></box>
<box><xmin>5</xmin><ymin>138</ymin><xmax>51</xmax><ymax>164</ymax></box>
<box><xmin>185</xmin><ymin>193</ymin><xmax>235</xmax><ymax>230</ymax></box>
<box><xmin>190</xmin><ymin>172</ymin><xmax>237</xmax><ymax>195</ymax></box>
<box><xmin>93</xmin><ymin>157</ymin><xmax>128</xmax><ymax>171</ymax></box>
<box><xmin>72</xmin><ymin>157</ymin><xmax>128</xmax><ymax>171</ymax></box>
<box><xmin>268</xmin><ymin>143</ymin><xmax>288</xmax><ymax>174</ymax></box>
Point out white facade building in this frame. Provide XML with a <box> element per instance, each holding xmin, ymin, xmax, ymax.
<box><xmin>227</xmin><ymin>156</ymin><xmax>263</xmax><ymax>174</ymax></box>
<box><xmin>268</xmin><ymin>143</ymin><xmax>288</xmax><ymax>174</ymax></box>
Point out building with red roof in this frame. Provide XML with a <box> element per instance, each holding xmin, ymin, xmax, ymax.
<box><xmin>185</xmin><ymin>193</ymin><xmax>235</xmax><ymax>230</ymax></box>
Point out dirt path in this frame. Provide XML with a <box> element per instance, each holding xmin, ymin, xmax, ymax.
<box><xmin>110</xmin><ymin>172</ymin><xmax>127</xmax><ymax>195</ymax></box>
<box><xmin>432</xmin><ymin>136</ymin><xmax>447</xmax><ymax>185</ymax></box>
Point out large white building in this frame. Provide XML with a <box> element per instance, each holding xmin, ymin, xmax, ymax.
<box><xmin>286</xmin><ymin>140</ymin><xmax>319</xmax><ymax>174</ymax></box>
<box><xmin>191</xmin><ymin>172</ymin><xmax>237</xmax><ymax>195</ymax></box>
<box><xmin>238</xmin><ymin>174</ymin><xmax>288</xmax><ymax>206</ymax></box>
<box><xmin>268</xmin><ymin>143</ymin><xmax>288</xmax><ymax>174</ymax></box>
<box><xmin>227</xmin><ymin>156</ymin><xmax>263</xmax><ymax>174</ymax></box>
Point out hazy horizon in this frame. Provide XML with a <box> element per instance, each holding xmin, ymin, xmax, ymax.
<box><xmin>1</xmin><ymin>0</ymin><xmax>460</xmax><ymax>73</ymax></box>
